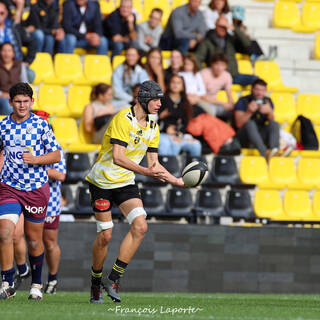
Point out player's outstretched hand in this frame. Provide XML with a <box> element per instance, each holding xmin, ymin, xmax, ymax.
<box><xmin>145</xmin><ymin>162</ymin><xmax>166</xmax><ymax>181</ymax></box>
<box><xmin>22</xmin><ymin>152</ymin><xmax>36</xmax><ymax>164</ymax></box>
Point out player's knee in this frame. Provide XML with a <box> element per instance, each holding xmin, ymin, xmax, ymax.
<box><xmin>0</xmin><ymin>227</ymin><xmax>13</xmax><ymax>243</ymax></box>
<box><xmin>131</xmin><ymin>219</ymin><xmax>148</xmax><ymax>239</ymax></box>
<box><xmin>98</xmin><ymin>229</ymin><xmax>112</xmax><ymax>246</ymax></box>
<box><xmin>44</xmin><ymin>238</ymin><xmax>56</xmax><ymax>251</ymax></box>
<box><xmin>27</xmin><ymin>239</ymin><xmax>40</xmax><ymax>251</ymax></box>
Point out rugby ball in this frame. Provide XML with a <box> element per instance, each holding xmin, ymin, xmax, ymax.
<box><xmin>181</xmin><ymin>161</ymin><xmax>209</xmax><ymax>187</ymax></box>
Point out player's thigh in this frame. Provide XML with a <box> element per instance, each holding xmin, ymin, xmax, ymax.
<box><xmin>118</xmin><ymin>198</ymin><xmax>144</xmax><ymax>217</ymax></box>
<box><xmin>13</xmin><ymin>214</ymin><xmax>24</xmax><ymax>244</ymax></box>
<box><xmin>43</xmin><ymin>228</ymin><xmax>59</xmax><ymax>246</ymax></box>
<box><xmin>24</xmin><ymin>220</ymin><xmax>44</xmax><ymax>242</ymax></box>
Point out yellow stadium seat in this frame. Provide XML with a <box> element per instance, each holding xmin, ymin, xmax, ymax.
<box><xmin>83</xmin><ymin>55</ymin><xmax>112</xmax><ymax>85</ymax></box>
<box><xmin>143</xmin><ymin>0</ymin><xmax>171</xmax><ymax>27</ymax></box>
<box><xmin>239</xmin><ymin>156</ymin><xmax>271</xmax><ymax>186</ymax></box>
<box><xmin>315</xmin><ymin>33</ymin><xmax>320</xmax><ymax>60</ymax></box>
<box><xmin>237</xmin><ymin>60</ymin><xmax>253</xmax><ymax>75</ymax></box>
<box><xmin>52</xmin><ymin>54</ymin><xmax>87</xmax><ymax>85</ymax></box>
<box><xmin>79</xmin><ymin>120</ymin><xmax>101</xmax><ymax>152</ymax></box>
<box><xmin>0</xmin><ymin>115</ymin><xmax>6</xmax><ymax>120</ymax></box>
<box><xmin>67</xmin><ymin>86</ymin><xmax>92</xmax><ymax>118</ymax></box>
<box><xmin>270</xmin><ymin>92</ymin><xmax>297</xmax><ymax>124</ymax></box>
<box><xmin>254</xmin><ymin>61</ymin><xmax>298</xmax><ymax>93</ymax></box>
<box><xmin>283</xmin><ymin>190</ymin><xmax>315</xmax><ymax>221</ymax></box>
<box><xmin>254</xmin><ymin>189</ymin><xmax>284</xmax><ymax>220</ymax></box>
<box><xmin>297</xmin><ymin>158</ymin><xmax>320</xmax><ymax>189</ymax></box>
<box><xmin>240</xmin><ymin>148</ymin><xmax>260</xmax><ymax>156</ymax></box>
<box><xmin>30</xmin><ymin>53</ymin><xmax>56</xmax><ymax>85</ymax></box>
<box><xmin>269</xmin><ymin>157</ymin><xmax>299</xmax><ymax>189</ymax></box>
<box><xmin>29</xmin><ymin>84</ymin><xmax>39</xmax><ymax>110</ymax></box>
<box><xmin>52</xmin><ymin>117</ymin><xmax>100</xmax><ymax>152</ymax></box>
<box><xmin>216</xmin><ymin>90</ymin><xmax>238</xmax><ymax>103</ymax></box>
<box><xmin>112</xmin><ymin>55</ymin><xmax>126</xmax><ymax>70</ymax></box>
<box><xmin>312</xmin><ymin>190</ymin><xmax>320</xmax><ymax>220</ymax></box>
<box><xmin>273</xmin><ymin>1</ymin><xmax>300</xmax><ymax>29</ymax></box>
<box><xmin>301</xmin><ymin>2</ymin><xmax>320</xmax><ymax>29</ymax></box>
<box><xmin>99</xmin><ymin>0</ymin><xmax>115</xmax><ymax>16</ymax></box>
<box><xmin>172</xmin><ymin>0</ymin><xmax>187</xmax><ymax>9</ymax></box>
<box><xmin>38</xmin><ymin>85</ymin><xmax>70</xmax><ymax>117</ymax></box>
<box><xmin>296</xmin><ymin>94</ymin><xmax>320</xmax><ymax>125</ymax></box>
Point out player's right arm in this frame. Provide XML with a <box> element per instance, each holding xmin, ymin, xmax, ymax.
<box><xmin>112</xmin><ymin>144</ymin><xmax>166</xmax><ymax>181</ymax></box>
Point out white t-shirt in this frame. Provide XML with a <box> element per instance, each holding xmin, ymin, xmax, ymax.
<box><xmin>202</xmin><ymin>8</ymin><xmax>233</xmax><ymax>30</ymax></box>
<box><xmin>79</xmin><ymin>7</ymin><xmax>87</xmax><ymax>34</ymax></box>
<box><xmin>178</xmin><ymin>71</ymin><xmax>206</xmax><ymax>96</ymax></box>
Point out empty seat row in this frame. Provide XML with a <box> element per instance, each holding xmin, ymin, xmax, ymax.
<box><xmin>255</xmin><ymin>189</ymin><xmax>320</xmax><ymax>221</ymax></box>
<box><xmin>240</xmin><ymin>156</ymin><xmax>320</xmax><ymax>189</ymax></box>
<box><xmin>274</xmin><ymin>1</ymin><xmax>320</xmax><ymax>32</ymax></box>
<box><xmin>66</xmin><ymin>184</ymin><xmax>255</xmax><ymax>220</ymax></box>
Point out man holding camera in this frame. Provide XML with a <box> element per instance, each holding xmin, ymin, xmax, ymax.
<box><xmin>234</xmin><ymin>78</ymin><xmax>280</xmax><ymax>159</ymax></box>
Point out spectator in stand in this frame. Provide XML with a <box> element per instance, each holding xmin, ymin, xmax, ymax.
<box><xmin>103</xmin><ymin>0</ymin><xmax>138</xmax><ymax>58</ymax></box>
<box><xmin>160</xmin><ymin>0</ymin><xmax>206</xmax><ymax>55</ymax></box>
<box><xmin>234</xmin><ymin>78</ymin><xmax>280</xmax><ymax>159</ymax></box>
<box><xmin>112</xmin><ymin>46</ymin><xmax>149</xmax><ymax>110</ymax></box>
<box><xmin>231</xmin><ymin>5</ymin><xmax>267</xmax><ymax>61</ymax></box>
<box><xmin>199</xmin><ymin>53</ymin><xmax>233</xmax><ymax>117</ymax></box>
<box><xmin>25</xmin><ymin>0</ymin><xmax>65</xmax><ymax>54</ymax></box>
<box><xmin>82</xmin><ymin>83</ymin><xmax>115</xmax><ymax>144</ymax></box>
<box><xmin>178</xmin><ymin>53</ymin><xmax>206</xmax><ymax>106</ymax></box>
<box><xmin>144</xmin><ymin>48</ymin><xmax>165</xmax><ymax>91</ymax></box>
<box><xmin>202</xmin><ymin>0</ymin><xmax>232</xmax><ymax>31</ymax></box>
<box><xmin>0</xmin><ymin>42</ymin><xmax>29</xmax><ymax>115</ymax></box>
<box><xmin>137</xmin><ymin>8</ymin><xmax>162</xmax><ymax>55</ymax></box>
<box><xmin>164</xmin><ymin>49</ymin><xmax>183</xmax><ymax>86</ymax></box>
<box><xmin>158</xmin><ymin>74</ymin><xmax>202</xmax><ymax>157</ymax></box>
<box><xmin>60</xmin><ymin>0</ymin><xmax>108</xmax><ymax>54</ymax></box>
<box><xmin>0</xmin><ymin>2</ymin><xmax>36</xmax><ymax>81</ymax></box>
<box><xmin>195</xmin><ymin>16</ymin><xmax>258</xmax><ymax>86</ymax></box>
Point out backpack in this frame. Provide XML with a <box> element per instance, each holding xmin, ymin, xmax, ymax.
<box><xmin>291</xmin><ymin>115</ymin><xmax>319</xmax><ymax>150</ymax></box>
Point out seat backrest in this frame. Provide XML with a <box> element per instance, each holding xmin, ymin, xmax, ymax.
<box><xmin>140</xmin><ymin>187</ymin><xmax>164</xmax><ymax>214</ymax></box>
<box><xmin>211</xmin><ymin>155</ymin><xmax>240</xmax><ymax>185</ymax></box>
<box><xmin>195</xmin><ymin>188</ymin><xmax>224</xmax><ymax>217</ymax></box>
<box><xmin>38</xmin><ymin>85</ymin><xmax>68</xmax><ymax>116</ymax></box>
<box><xmin>270</xmin><ymin>92</ymin><xmax>296</xmax><ymax>124</ymax></box>
<box><xmin>143</xmin><ymin>0</ymin><xmax>171</xmax><ymax>26</ymax></box>
<box><xmin>51</xmin><ymin>117</ymin><xmax>80</xmax><ymax>146</ymax></box>
<box><xmin>297</xmin><ymin>158</ymin><xmax>320</xmax><ymax>186</ymax></box>
<box><xmin>239</xmin><ymin>156</ymin><xmax>269</xmax><ymax>185</ymax></box>
<box><xmin>283</xmin><ymin>190</ymin><xmax>313</xmax><ymax>219</ymax></box>
<box><xmin>84</xmin><ymin>55</ymin><xmax>112</xmax><ymax>84</ymax></box>
<box><xmin>166</xmin><ymin>187</ymin><xmax>193</xmax><ymax>215</ymax></box>
<box><xmin>54</xmin><ymin>53</ymin><xmax>83</xmax><ymax>80</ymax></box>
<box><xmin>273</xmin><ymin>1</ymin><xmax>300</xmax><ymax>28</ymax></box>
<box><xmin>225</xmin><ymin>188</ymin><xmax>255</xmax><ymax>219</ymax></box>
<box><xmin>68</xmin><ymin>85</ymin><xmax>91</xmax><ymax>118</ymax></box>
<box><xmin>30</xmin><ymin>53</ymin><xmax>55</xmax><ymax>84</ymax></box>
<box><xmin>237</xmin><ymin>60</ymin><xmax>253</xmax><ymax>75</ymax></box>
<box><xmin>65</xmin><ymin>152</ymin><xmax>91</xmax><ymax>183</ymax></box>
<box><xmin>254</xmin><ymin>61</ymin><xmax>283</xmax><ymax>89</ymax></box>
<box><xmin>302</xmin><ymin>2</ymin><xmax>320</xmax><ymax>28</ymax></box>
<box><xmin>254</xmin><ymin>189</ymin><xmax>283</xmax><ymax>219</ymax></box>
<box><xmin>75</xmin><ymin>185</ymin><xmax>92</xmax><ymax>212</ymax></box>
<box><xmin>269</xmin><ymin>157</ymin><xmax>297</xmax><ymax>185</ymax></box>
<box><xmin>112</xmin><ymin>55</ymin><xmax>126</xmax><ymax>70</ymax></box>
<box><xmin>158</xmin><ymin>155</ymin><xmax>180</xmax><ymax>176</ymax></box>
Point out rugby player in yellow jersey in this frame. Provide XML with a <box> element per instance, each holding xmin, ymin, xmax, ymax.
<box><xmin>86</xmin><ymin>80</ymin><xmax>186</xmax><ymax>303</ymax></box>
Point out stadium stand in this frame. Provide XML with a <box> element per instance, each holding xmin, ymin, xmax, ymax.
<box><xmin>225</xmin><ymin>188</ymin><xmax>255</xmax><ymax>219</ymax></box>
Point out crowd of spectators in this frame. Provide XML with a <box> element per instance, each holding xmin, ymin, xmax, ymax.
<box><xmin>0</xmin><ymin>0</ymin><xmax>281</xmax><ymax>159</ymax></box>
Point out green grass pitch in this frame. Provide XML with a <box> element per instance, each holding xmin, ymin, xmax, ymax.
<box><xmin>2</xmin><ymin>292</ymin><xmax>320</xmax><ymax>320</ymax></box>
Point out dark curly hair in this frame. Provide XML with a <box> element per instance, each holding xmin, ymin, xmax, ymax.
<box><xmin>9</xmin><ymin>82</ymin><xmax>33</xmax><ymax>100</ymax></box>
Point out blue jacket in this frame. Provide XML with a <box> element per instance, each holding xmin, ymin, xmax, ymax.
<box><xmin>62</xmin><ymin>0</ymin><xmax>103</xmax><ymax>39</ymax></box>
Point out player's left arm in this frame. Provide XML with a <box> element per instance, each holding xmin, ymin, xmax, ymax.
<box><xmin>47</xmin><ymin>168</ymin><xmax>66</xmax><ymax>182</ymax></box>
<box><xmin>146</xmin><ymin>151</ymin><xmax>185</xmax><ymax>187</ymax></box>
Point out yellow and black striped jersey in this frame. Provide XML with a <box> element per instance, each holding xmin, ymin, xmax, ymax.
<box><xmin>86</xmin><ymin>107</ymin><xmax>159</xmax><ymax>189</ymax></box>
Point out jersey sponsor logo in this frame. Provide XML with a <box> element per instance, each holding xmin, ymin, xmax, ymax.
<box><xmin>136</xmin><ymin>130</ymin><xmax>143</xmax><ymax>136</ymax></box>
<box><xmin>6</xmin><ymin>146</ymin><xmax>33</xmax><ymax>162</ymax></box>
<box><xmin>95</xmin><ymin>199</ymin><xmax>110</xmax><ymax>211</ymax></box>
<box><xmin>24</xmin><ymin>205</ymin><xmax>46</xmax><ymax>215</ymax></box>
<box><xmin>45</xmin><ymin>216</ymin><xmax>56</xmax><ymax>224</ymax></box>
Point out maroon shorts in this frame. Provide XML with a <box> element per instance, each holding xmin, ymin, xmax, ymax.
<box><xmin>0</xmin><ymin>182</ymin><xmax>50</xmax><ymax>223</ymax></box>
<box><xmin>44</xmin><ymin>215</ymin><xmax>60</xmax><ymax>230</ymax></box>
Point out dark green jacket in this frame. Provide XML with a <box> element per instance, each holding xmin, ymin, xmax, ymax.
<box><xmin>195</xmin><ymin>27</ymin><xmax>251</xmax><ymax>77</ymax></box>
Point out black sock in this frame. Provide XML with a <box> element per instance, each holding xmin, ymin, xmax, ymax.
<box><xmin>108</xmin><ymin>259</ymin><xmax>128</xmax><ymax>282</ymax></box>
<box><xmin>91</xmin><ymin>267</ymin><xmax>103</xmax><ymax>287</ymax></box>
